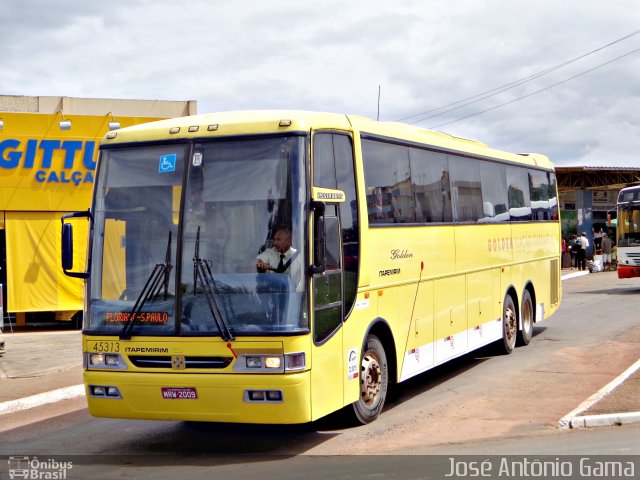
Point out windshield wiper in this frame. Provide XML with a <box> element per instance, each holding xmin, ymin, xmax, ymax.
<box><xmin>193</xmin><ymin>226</ymin><xmax>234</xmax><ymax>341</ymax></box>
<box><xmin>120</xmin><ymin>232</ymin><xmax>173</xmax><ymax>340</ymax></box>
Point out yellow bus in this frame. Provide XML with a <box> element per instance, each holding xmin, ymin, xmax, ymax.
<box><xmin>62</xmin><ymin>111</ymin><xmax>562</xmax><ymax>424</ymax></box>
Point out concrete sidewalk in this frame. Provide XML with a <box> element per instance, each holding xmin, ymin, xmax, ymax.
<box><xmin>558</xmin><ymin>358</ymin><xmax>640</xmax><ymax>429</ymax></box>
<box><xmin>0</xmin><ymin>330</ymin><xmax>83</xmax><ymax>416</ymax></box>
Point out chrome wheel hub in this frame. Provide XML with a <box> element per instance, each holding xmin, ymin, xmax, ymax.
<box><xmin>361</xmin><ymin>353</ymin><xmax>381</xmax><ymax>405</ymax></box>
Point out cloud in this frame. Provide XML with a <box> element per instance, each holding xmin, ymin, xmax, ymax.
<box><xmin>1</xmin><ymin>0</ymin><xmax>639</xmax><ymax>167</ymax></box>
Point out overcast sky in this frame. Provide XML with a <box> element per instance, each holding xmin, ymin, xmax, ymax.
<box><xmin>1</xmin><ymin>0</ymin><xmax>639</xmax><ymax>167</ymax></box>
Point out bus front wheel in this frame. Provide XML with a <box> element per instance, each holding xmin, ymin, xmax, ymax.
<box><xmin>500</xmin><ymin>294</ymin><xmax>517</xmax><ymax>354</ymax></box>
<box><xmin>517</xmin><ymin>290</ymin><xmax>533</xmax><ymax>346</ymax></box>
<box><xmin>352</xmin><ymin>334</ymin><xmax>388</xmax><ymax>424</ymax></box>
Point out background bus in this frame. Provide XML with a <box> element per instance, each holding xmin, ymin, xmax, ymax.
<box><xmin>62</xmin><ymin>110</ymin><xmax>561</xmax><ymax>425</ymax></box>
<box><xmin>616</xmin><ymin>185</ymin><xmax>640</xmax><ymax>279</ymax></box>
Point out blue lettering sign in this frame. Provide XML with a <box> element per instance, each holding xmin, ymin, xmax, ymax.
<box><xmin>35</xmin><ymin>170</ymin><xmax>47</xmax><ymax>182</ymax></box>
<box><xmin>62</xmin><ymin>141</ymin><xmax>83</xmax><ymax>169</ymax></box>
<box><xmin>83</xmin><ymin>142</ymin><xmax>97</xmax><ymax>170</ymax></box>
<box><xmin>24</xmin><ymin>139</ymin><xmax>38</xmax><ymax>168</ymax></box>
<box><xmin>0</xmin><ymin>138</ymin><xmax>100</xmax><ymax>185</ymax></box>
<box><xmin>0</xmin><ymin>138</ymin><xmax>99</xmax><ymax>185</ymax></box>
<box><xmin>0</xmin><ymin>139</ymin><xmax>22</xmax><ymax>168</ymax></box>
<box><xmin>39</xmin><ymin>140</ymin><xmax>61</xmax><ymax>169</ymax></box>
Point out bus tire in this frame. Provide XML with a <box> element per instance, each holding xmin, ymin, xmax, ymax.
<box><xmin>517</xmin><ymin>290</ymin><xmax>533</xmax><ymax>346</ymax></box>
<box><xmin>500</xmin><ymin>294</ymin><xmax>517</xmax><ymax>354</ymax></box>
<box><xmin>352</xmin><ymin>334</ymin><xmax>388</xmax><ymax>425</ymax></box>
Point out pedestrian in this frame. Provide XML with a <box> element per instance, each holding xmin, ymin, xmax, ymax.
<box><xmin>601</xmin><ymin>233</ymin><xmax>614</xmax><ymax>271</ymax></box>
<box><xmin>594</xmin><ymin>228</ymin><xmax>604</xmax><ymax>254</ymax></box>
<box><xmin>577</xmin><ymin>231</ymin><xmax>590</xmax><ymax>271</ymax></box>
<box><xmin>568</xmin><ymin>234</ymin><xmax>579</xmax><ymax>269</ymax></box>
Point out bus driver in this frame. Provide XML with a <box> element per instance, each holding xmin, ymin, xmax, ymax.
<box><xmin>256</xmin><ymin>227</ymin><xmax>297</xmax><ymax>274</ymax></box>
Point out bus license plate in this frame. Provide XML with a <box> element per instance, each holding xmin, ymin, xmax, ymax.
<box><xmin>161</xmin><ymin>387</ymin><xmax>198</xmax><ymax>399</ymax></box>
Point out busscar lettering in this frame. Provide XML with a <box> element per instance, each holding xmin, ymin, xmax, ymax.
<box><xmin>379</xmin><ymin>268</ymin><xmax>400</xmax><ymax>277</ymax></box>
<box><xmin>317</xmin><ymin>192</ymin><xmax>344</xmax><ymax>200</ymax></box>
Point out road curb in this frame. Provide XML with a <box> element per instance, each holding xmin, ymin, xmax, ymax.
<box><xmin>561</xmin><ymin>270</ymin><xmax>590</xmax><ymax>281</ymax></box>
<box><xmin>567</xmin><ymin>411</ymin><xmax>640</xmax><ymax>429</ymax></box>
<box><xmin>558</xmin><ymin>358</ymin><xmax>640</xmax><ymax>429</ymax></box>
<box><xmin>0</xmin><ymin>384</ymin><xmax>85</xmax><ymax>416</ymax></box>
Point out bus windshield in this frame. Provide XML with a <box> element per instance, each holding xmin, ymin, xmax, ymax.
<box><xmin>617</xmin><ymin>203</ymin><xmax>640</xmax><ymax>247</ymax></box>
<box><xmin>87</xmin><ymin>135</ymin><xmax>308</xmax><ymax>336</ymax></box>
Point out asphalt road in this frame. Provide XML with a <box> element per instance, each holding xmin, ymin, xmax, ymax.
<box><xmin>0</xmin><ymin>270</ymin><xmax>639</xmax><ymax>479</ymax></box>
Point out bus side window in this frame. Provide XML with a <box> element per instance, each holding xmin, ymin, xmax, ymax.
<box><xmin>548</xmin><ymin>172</ymin><xmax>559</xmax><ymax>220</ymax></box>
<box><xmin>449</xmin><ymin>156</ymin><xmax>483</xmax><ymax>223</ymax></box>
<box><xmin>409</xmin><ymin>148</ymin><xmax>453</xmax><ymax>223</ymax></box>
<box><xmin>313</xmin><ymin>134</ymin><xmax>337</xmax><ymax>188</ymax></box>
<box><xmin>506</xmin><ymin>166</ymin><xmax>532</xmax><ymax>221</ymax></box>
<box><xmin>528</xmin><ymin>169</ymin><xmax>551</xmax><ymax>221</ymax></box>
<box><xmin>479</xmin><ymin>161</ymin><xmax>509</xmax><ymax>223</ymax></box>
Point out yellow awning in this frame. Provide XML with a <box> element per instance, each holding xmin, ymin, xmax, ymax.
<box><xmin>5</xmin><ymin>211</ymin><xmax>86</xmax><ymax>312</ymax></box>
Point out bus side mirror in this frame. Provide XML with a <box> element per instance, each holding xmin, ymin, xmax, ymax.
<box><xmin>62</xmin><ymin>223</ymin><xmax>74</xmax><ymax>271</ymax></box>
<box><xmin>310</xmin><ymin>201</ymin><xmax>326</xmax><ymax>275</ymax></box>
<box><xmin>61</xmin><ymin>210</ymin><xmax>92</xmax><ymax>279</ymax></box>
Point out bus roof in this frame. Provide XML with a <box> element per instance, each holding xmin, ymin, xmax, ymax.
<box><xmin>103</xmin><ymin>110</ymin><xmax>554</xmax><ymax>170</ymax></box>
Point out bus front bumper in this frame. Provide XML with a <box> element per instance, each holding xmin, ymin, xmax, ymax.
<box><xmin>618</xmin><ymin>265</ymin><xmax>640</xmax><ymax>279</ymax></box>
<box><xmin>83</xmin><ymin>370</ymin><xmax>311</xmax><ymax>424</ymax></box>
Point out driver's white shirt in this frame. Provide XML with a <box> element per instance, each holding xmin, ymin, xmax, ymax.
<box><xmin>257</xmin><ymin>247</ymin><xmax>296</xmax><ymax>273</ymax></box>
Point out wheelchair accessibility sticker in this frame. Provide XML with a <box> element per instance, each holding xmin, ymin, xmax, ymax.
<box><xmin>159</xmin><ymin>153</ymin><xmax>177</xmax><ymax>173</ymax></box>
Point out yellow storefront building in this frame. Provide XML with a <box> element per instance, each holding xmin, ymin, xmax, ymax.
<box><xmin>0</xmin><ymin>96</ymin><xmax>195</xmax><ymax>327</ymax></box>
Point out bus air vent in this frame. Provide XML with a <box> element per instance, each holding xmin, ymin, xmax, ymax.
<box><xmin>550</xmin><ymin>259</ymin><xmax>559</xmax><ymax>305</ymax></box>
<box><xmin>128</xmin><ymin>355</ymin><xmax>233</xmax><ymax>369</ymax></box>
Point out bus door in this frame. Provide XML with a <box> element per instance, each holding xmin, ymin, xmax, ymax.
<box><xmin>310</xmin><ymin>131</ymin><xmax>359</xmax><ymax>419</ymax></box>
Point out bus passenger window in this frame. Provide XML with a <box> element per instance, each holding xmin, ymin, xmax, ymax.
<box><xmin>480</xmin><ymin>161</ymin><xmax>509</xmax><ymax>223</ymax></box>
<box><xmin>362</xmin><ymin>139</ymin><xmax>415</xmax><ymax>224</ymax></box>
<box><xmin>449</xmin><ymin>157</ymin><xmax>483</xmax><ymax>223</ymax></box>
<box><xmin>528</xmin><ymin>169</ymin><xmax>551</xmax><ymax>221</ymax></box>
<box><xmin>409</xmin><ymin>148</ymin><xmax>452</xmax><ymax>223</ymax></box>
<box><xmin>507</xmin><ymin>167</ymin><xmax>532</xmax><ymax>221</ymax></box>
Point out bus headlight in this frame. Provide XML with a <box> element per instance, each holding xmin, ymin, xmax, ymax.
<box><xmin>264</xmin><ymin>356</ymin><xmax>282</xmax><ymax>369</ymax></box>
<box><xmin>85</xmin><ymin>352</ymin><xmax>127</xmax><ymax>369</ymax></box>
<box><xmin>245</xmin><ymin>356</ymin><xmax>264</xmax><ymax>368</ymax></box>
<box><xmin>245</xmin><ymin>355</ymin><xmax>281</xmax><ymax>369</ymax></box>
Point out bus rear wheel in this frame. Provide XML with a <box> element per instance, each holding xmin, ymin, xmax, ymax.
<box><xmin>500</xmin><ymin>294</ymin><xmax>517</xmax><ymax>354</ymax></box>
<box><xmin>517</xmin><ymin>290</ymin><xmax>533</xmax><ymax>346</ymax></box>
<box><xmin>352</xmin><ymin>334</ymin><xmax>388</xmax><ymax>425</ymax></box>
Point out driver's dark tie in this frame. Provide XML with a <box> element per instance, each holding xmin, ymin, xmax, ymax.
<box><xmin>277</xmin><ymin>254</ymin><xmax>285</xmax><ymax>272</ymax></box>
